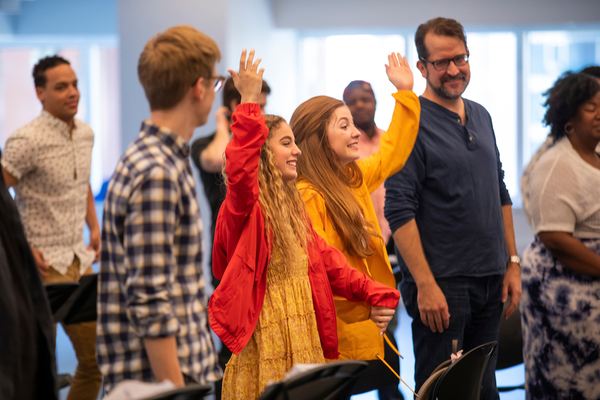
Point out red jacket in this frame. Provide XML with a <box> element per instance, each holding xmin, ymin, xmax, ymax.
<box><xmin>208</xmin><ymin>103</ymin><xmax>400</xmax><ymax>360</ymax></box>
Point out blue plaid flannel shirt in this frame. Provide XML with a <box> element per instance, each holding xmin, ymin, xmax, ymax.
<box><xmin>97</xmin><ymin>121</ymin><xmax>222</xmax><ymax>391</ymax></box>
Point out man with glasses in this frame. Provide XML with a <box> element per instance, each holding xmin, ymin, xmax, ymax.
<box><xmin>384</xmin><ymin>17</ymin><xmax>521</xmax><ymax>399</ymax></box>
<box><xmin>97</xmin><ymin>25</ymin><xmax>223</xmax><ymax>391</ymax></box>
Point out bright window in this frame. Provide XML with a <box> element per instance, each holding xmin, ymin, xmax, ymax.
<box><xmin>298</xmin><ymin>27</ymin><xmax>600</xmax><ymax>207</ymax></box>
<box><xmin>523</xmin><ymin>30</ymin><xmax>600</xmax><ymax>163</ymax></box>
<box><xmin>299</xmin><ymin>34</ymin><xmax>406</xmax><ymax>131</ymax></box>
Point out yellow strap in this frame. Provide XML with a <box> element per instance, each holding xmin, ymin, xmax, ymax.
<box><xmin>375</xmin><ymin>353</ymin><xmax>418</xmax><ymax>397</ymax></box>
<box><xmin>383</xmin><ymin>333</ymin><xmax>404</xmax><ymax>359</ymax></box>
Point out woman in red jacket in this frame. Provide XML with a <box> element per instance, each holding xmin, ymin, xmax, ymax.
<box><xmin>208</xmin><ymin>50</ymin><xmax>401</xmax><ymax>399</ymax></box>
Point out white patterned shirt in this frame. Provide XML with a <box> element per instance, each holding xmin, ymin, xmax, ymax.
<box><xmin>1</xmin><ymin>110</ymin><xmax>96</xmax><ymax>275</ymax></box>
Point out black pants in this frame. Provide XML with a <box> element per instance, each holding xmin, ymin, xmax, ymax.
<box><xmin>350</xmin><ymin>330</ymin><xmax>404</xmax><ymax>399</ymax></box>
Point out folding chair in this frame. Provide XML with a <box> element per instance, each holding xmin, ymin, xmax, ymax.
<box><xmin>496</xmin><ymin>300</ymin><xmax>525</xmax><ymax>392</ymax></box>
<box><xmin>417</xmin><ymin>341</ymin><xmax>497</xmax><ymax>400</ymax></box>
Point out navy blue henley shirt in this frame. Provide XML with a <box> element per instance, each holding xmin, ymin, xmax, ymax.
<box><xmin>384</xmin><ymin>96</ymin><xmax>512</xmax><ymax>282</ymax></box>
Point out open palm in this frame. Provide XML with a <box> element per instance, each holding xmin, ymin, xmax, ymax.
<box><xmin>385</xmin><ymin>52</ymin><xmax>413</xmax><ymax>91</ymax></box>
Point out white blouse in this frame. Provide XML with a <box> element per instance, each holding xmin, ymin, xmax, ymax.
<box><xmin>529</xmin><ymin>137</ymin><xmax>600</xmax><ymax>239</ymax></box>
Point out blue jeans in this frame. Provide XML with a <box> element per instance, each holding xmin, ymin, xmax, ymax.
<box><xmin>400</xmin><ymin>275</ymin><xmax>503</xmax><ymax>400</ymax></box>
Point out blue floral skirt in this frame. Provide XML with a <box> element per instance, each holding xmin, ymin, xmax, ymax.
<box><xmin>520</xmin><ymin>236</ymin><xmax>600</xmax><ymax>400</ymax></box>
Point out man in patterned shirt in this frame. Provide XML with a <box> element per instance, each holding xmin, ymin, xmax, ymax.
<box><xmin>97</xmin><ymin>25</ymin><xmax>223</xmax><ymax>391</ymax></box>
<box><xmin>1</xmin><ymin>55</ymin><xmax>102</xmax><ymax>400</ymax></box>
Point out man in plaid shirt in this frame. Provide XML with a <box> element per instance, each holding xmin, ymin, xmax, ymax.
<box><xmin>97</xmin><ymin>25</ymin><xmax>224</xmax><ymax>391</ymax></box>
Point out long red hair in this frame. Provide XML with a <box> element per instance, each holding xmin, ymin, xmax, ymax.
<box><xmin>290</xmin><ymin>96</ymin><xmax>378</xmax><ymax>259</ymax></box>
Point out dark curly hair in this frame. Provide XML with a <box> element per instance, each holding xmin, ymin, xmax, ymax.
<box><xmin>32</xmin><ymin>55</ymin><xmax>70</xmax><ymax>88</ymax></box>
<box><xmin>543</xmin><ymin>71</ymin><xmax>600</xmax><ymax>142</ymax></box>
<box><xmin>580</xmin><ymin>65</ymin><xmax>600</xmax><ymax>79</ymax></box>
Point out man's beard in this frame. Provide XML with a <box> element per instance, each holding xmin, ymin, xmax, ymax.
<box><xmin>355</xmin><ymin>119</ymin><xmax>375</xmax><ymax>132</ymax></box>
<box><xmin>428</xmin><ymin>71</ymin><xmax>469</xmax><ymax>100</ymax></box>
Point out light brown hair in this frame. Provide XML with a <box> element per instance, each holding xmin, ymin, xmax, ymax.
<box><xmin>138</xmin><ymin>25</ymin><xmax>221</xmax><ymax>111</ymax></box>
<box><xmin>290</xmin><ymin>96</ymin><xmax>378</xmax><ymax>259</ymax></box>
<box><xmin>415</xmin><ymin>17</ymin><xmax>468</xmax><ymax>60</ymax></box>
<box><xmin>259</xmin><ymin>116</ymin><xmax>313</xmax><ymax>263</ymax></box>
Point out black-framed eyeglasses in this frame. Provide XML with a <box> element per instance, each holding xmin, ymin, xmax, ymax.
<box><xmin>420</xmin><ymin>54</ymin><xmax>469</xmax><ymax>71</ymax></box>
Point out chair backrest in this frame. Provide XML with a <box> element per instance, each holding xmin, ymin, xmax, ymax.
<box><xmin>258</xmin><ymin>360</ymin><xmax>368</xmax><ymax>400</ymax></box>
<box><xmin>433</xmin><ymin>341</ymin><xmax>497</xmax><ymax>400</ymax></box>
<box><xmin>496</xmin><ymin>301</ymin><xmax>523</xmax><ymax>370</ymax></box>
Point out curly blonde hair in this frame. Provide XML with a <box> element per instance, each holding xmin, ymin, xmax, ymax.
<box><xmin>257</xmin><ymin>115</ymin><xmax>313</xmax><ymax>261</ymax></box>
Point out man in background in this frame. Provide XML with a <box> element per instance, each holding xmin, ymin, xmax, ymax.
<box><xmin>1</xmin><ymin>55</ymin><xmax>101</xmax><ymax>400</ymax></box>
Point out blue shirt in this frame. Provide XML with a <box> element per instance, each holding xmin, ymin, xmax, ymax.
<box><xmin>384</xmin><ymin>97</ymin><xmax>512</xmax><ymax>282</ymax></box>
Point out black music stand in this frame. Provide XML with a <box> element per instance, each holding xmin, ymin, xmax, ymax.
<box><xmin>258</xmin><ymin>360</ymin><xmax>368</xmax><ymax>400</ymax></box>
<box><xmin>45</xmin><ymin>273</ymin><xmax>98</xmax><ymax>325</ymax></box>
<box><xmin>142</xmin><ymin>384</ymin><xmax>212</xmax><ymax>400</ymax></box>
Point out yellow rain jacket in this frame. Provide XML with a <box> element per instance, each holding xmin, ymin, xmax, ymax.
<box><xmin>298</xmin><ymin>90</ymin><xmax>420</xmax><ymax>361</ymax></box>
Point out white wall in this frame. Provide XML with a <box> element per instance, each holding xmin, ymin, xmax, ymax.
<box><xmin>117</xmin><ymin>0</ymin><xmax>300</xmax><ymax>146</ymax></box>
<box><xmin>0</xmin><ymin>13</ymin><xmax>14</xmax><ymax>34</ymax></box>
<box><xmin>10</xmin><ymin>0</ymin><xmax>116</xmax><ymax>35</ymax></box>
<box><xmin>226</xmin><ymin>0</ymin><xmax>298</xmax><ymax>120</ymax></box>
<box><xmin>117</xmin><ymin>0</ymin><xmax>228</xmax><ymax>148</ymax></box>
<box><xmin>272</xmin><ymin>0</ymin><xmax>600</xmax><ymax>29</ymax></box>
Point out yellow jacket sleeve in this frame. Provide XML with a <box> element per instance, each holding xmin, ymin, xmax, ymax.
<box><xmin>358</xmin><ymin>90</ymin><xmax>420</xmax><ymax>194</ymax></box>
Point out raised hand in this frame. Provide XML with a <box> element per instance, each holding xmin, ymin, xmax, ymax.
<box><xmin>228</xmin><ymin>49</ymin><xmax>265</xmax><ymax>105</ymax></box>
<box><xmin>385</xmin><ymin>52</ymin><xmax>413</xmax><ymax>92</ymax></box>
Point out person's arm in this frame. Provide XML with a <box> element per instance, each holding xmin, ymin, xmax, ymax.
<box><xmin>489</xmin><ymin>125</ymin><xmax>521</xmax><ymax>319</ymax></box>
<box><xmin>213</xmin><ymin>49</ymin><xmax>267</xmax><ymax>280</ymax></box>
<box><xmin>501</xmin><ymin>205</ymin><xmax>521</xmax><ymax>319</ymax></box>
<box><xmin>1</xmin><ymin>166</ymin><xmax>17</xmax><ymax>189</ymax></box>
<box><xmin>359</xmin><ymin>53</ymin><xmax>420</xmax><ymax>192</ymax></box>
<box><xmin>143</xmin><ymin>337</ymin><xmax>184</xmax><ymax>387</ymax></box>
<box><xmin>538</xmin><ymin>231</ymin><xmax>600</xmax><ymax>276</ymax></box>
<box><xmin>2</xmin><ymin>138</ymin><xmax>50</xmax><ymax>276</ymax></box>
<box><xmin>85</xmin><ymin>184</ymin><xmax>100</xmax><ymax>262</ymax></box>
<box><xmin>199</xmin><ymin>106</ymin><xmax>231</xmax><ymax>173</ymax></box>
<box><xmin>312</xmin><ymin>230</ymin><xmax>399</xmax><ymax>334</ymax></box>
<box><xmin>222</xmin><ymin>49</ymin><xmax>266</xmax><ymax>216</ymax></box>
<box><xmin>123</xmin><ymin>166</ymin><xmax>181</xmax><ymax>383</ymax></box>
<box><xmin>383</xmin><ymin>128</ymin><xmax>448</xmax><ymax>332</ymax></box>
<box><xmin>392</xmin><ymin>219</ymin><xmax>450</xmax><ymax>333</ymax></box>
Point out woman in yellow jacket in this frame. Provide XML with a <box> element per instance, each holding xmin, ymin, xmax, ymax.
<box><xmin>290</xmin><ymin>53</ymin><xmax>420</xmax><ymax>395</ymax></box>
